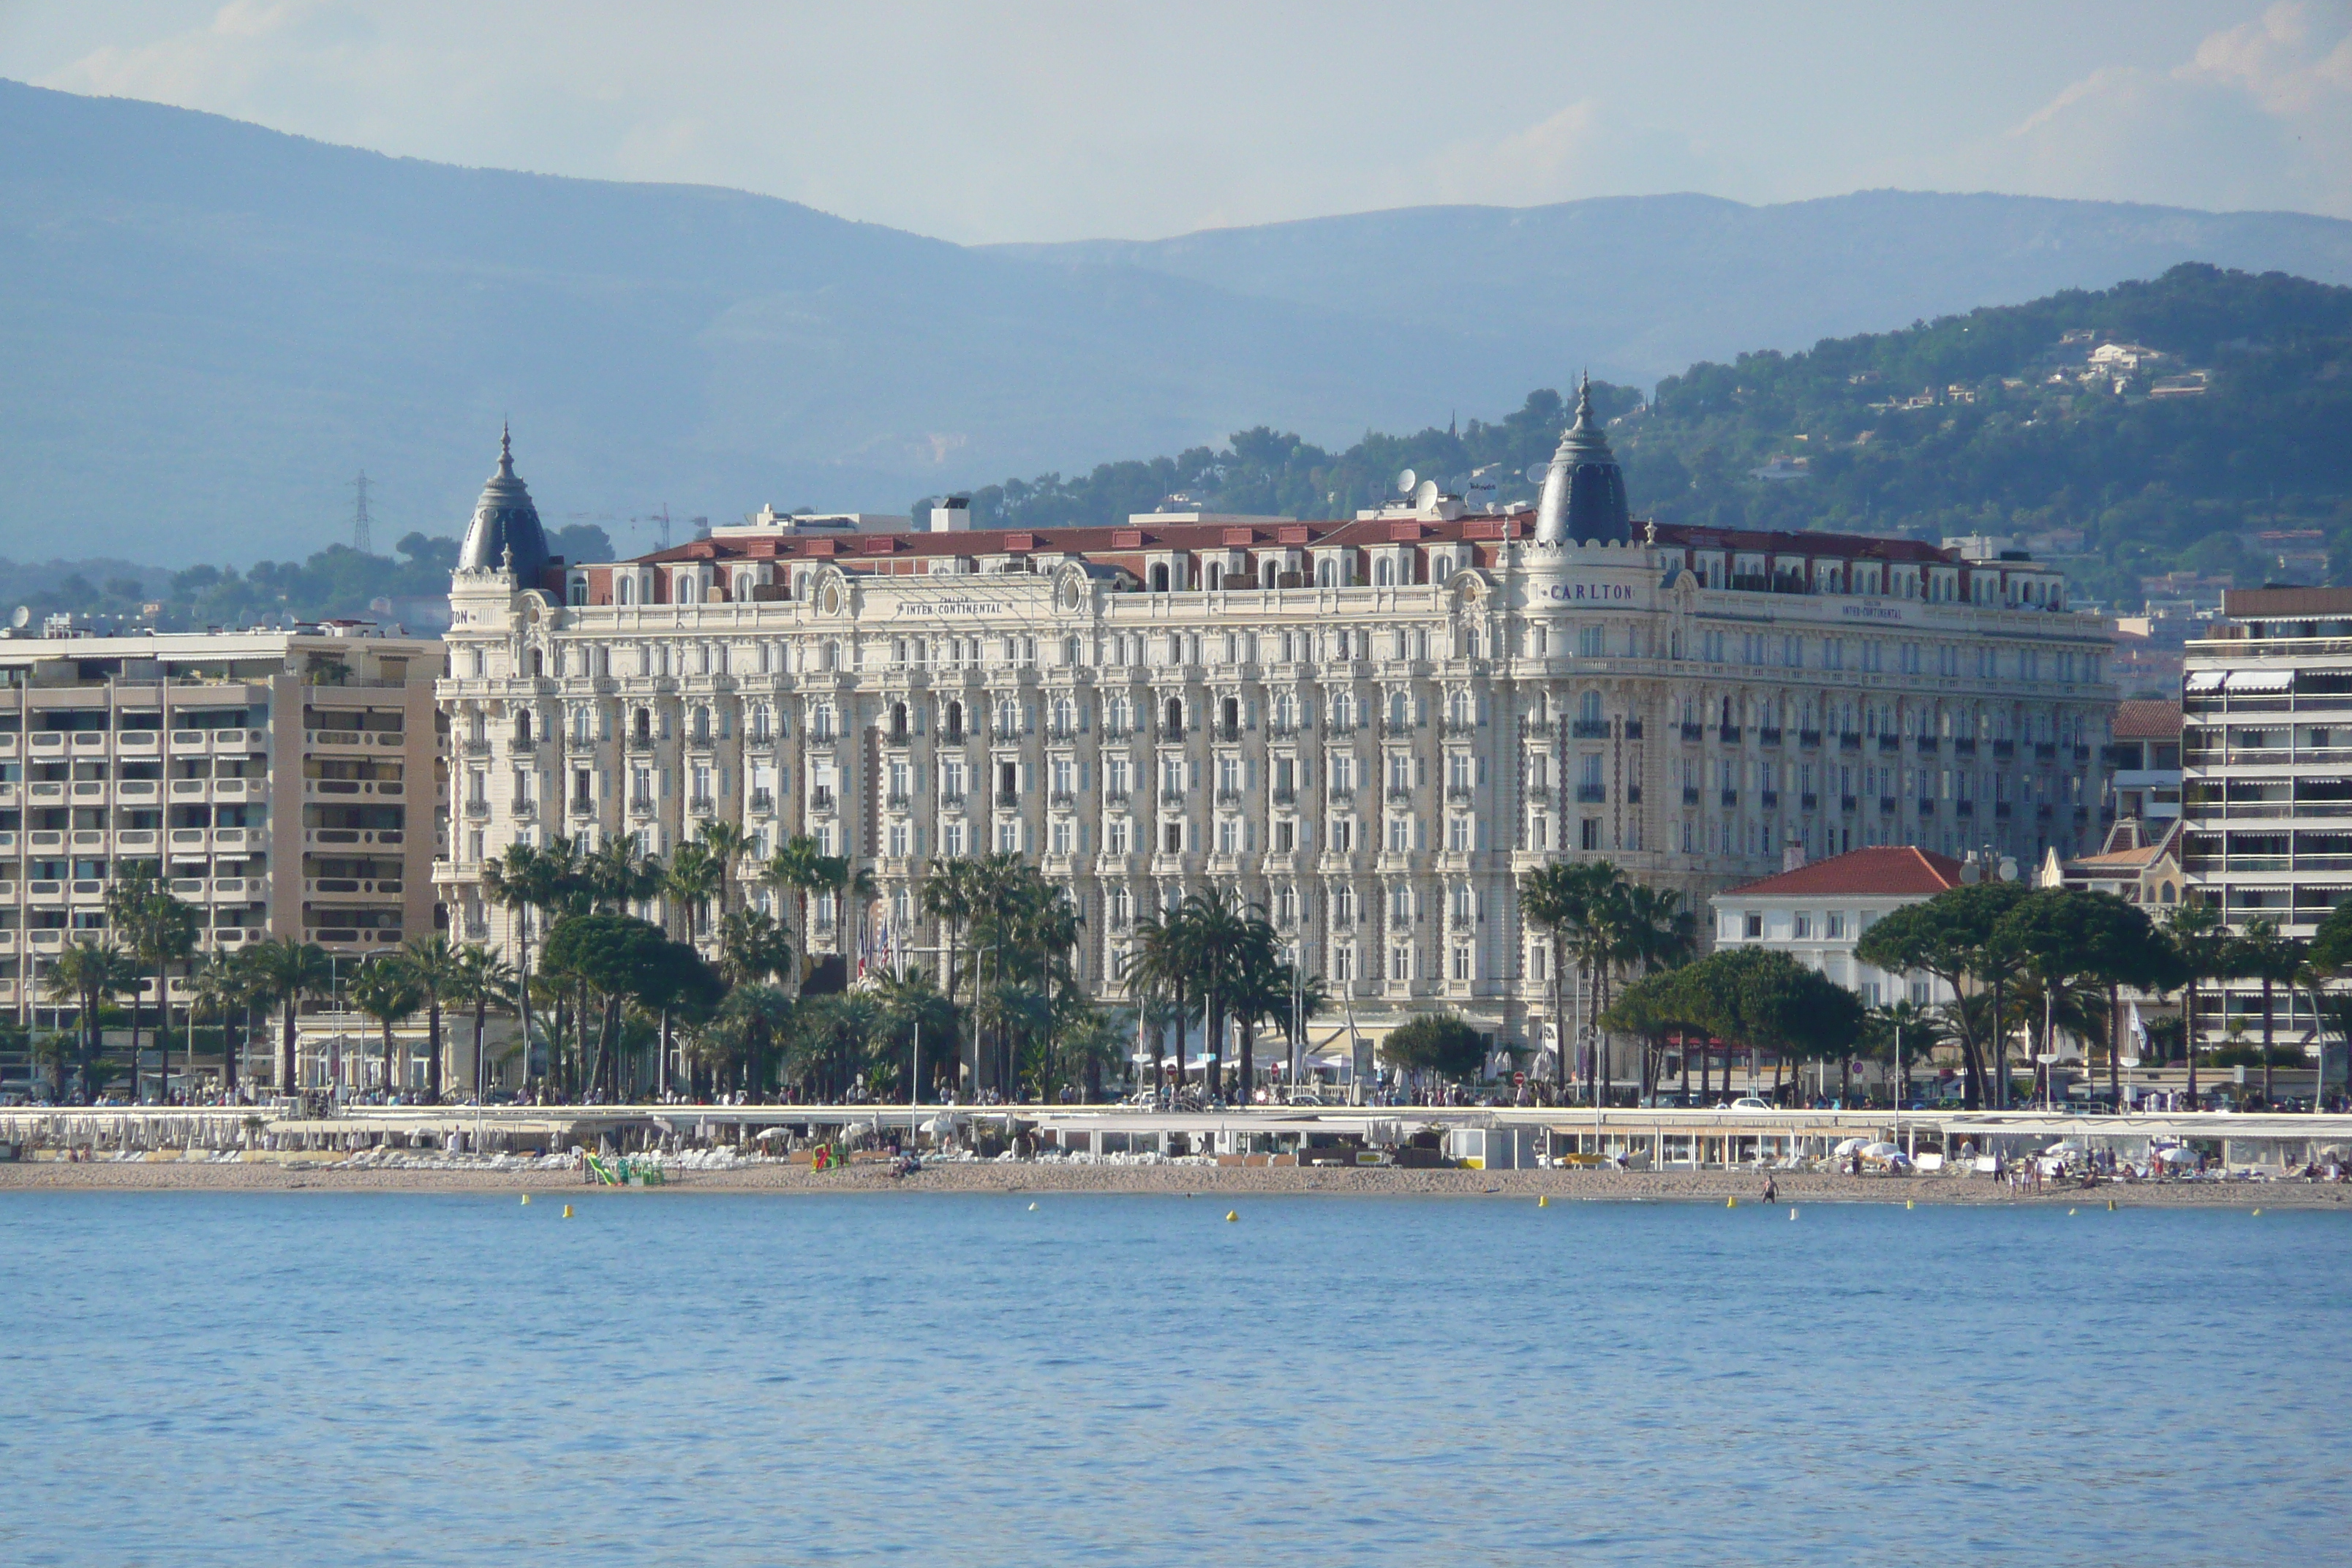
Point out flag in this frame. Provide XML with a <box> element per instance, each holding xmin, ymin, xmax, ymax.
<box><xmin>2127</xmin><ymin>1002</ymin><xmax>2147</xmax><ymax>1055</ymax></box>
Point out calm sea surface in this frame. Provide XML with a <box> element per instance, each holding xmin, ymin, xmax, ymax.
<box><xmin>0</xmin><ymin>1191</ymin><xmax>2343</xmax><ymax>1566</ymax></box>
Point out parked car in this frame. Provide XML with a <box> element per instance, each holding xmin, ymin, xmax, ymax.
<box><xmin>1724</xmin><ymin>1096</ymin><xmax>1776</xmax><ymax>1111</ymax></box>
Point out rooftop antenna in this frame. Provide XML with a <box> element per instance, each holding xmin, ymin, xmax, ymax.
<box><xmin>1395</xmin><ymin>468</ymin><xmax>1417</xmax><ymax>497</ymax></box>
<box><xmin>350</xmin><ymin>471</ymin><xmax>373</xmax><ymax>554</ymax></box>
<box><xmin>657</xmin><ymin>503</ymin><xmax>672</xmax><ymax>550</ymax></box>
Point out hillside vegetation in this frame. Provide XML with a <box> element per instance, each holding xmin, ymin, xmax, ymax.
<box><xmin>962</xmin><ymin>264</ymin><xmax>2352</xmax><ymax>608</ymax></box>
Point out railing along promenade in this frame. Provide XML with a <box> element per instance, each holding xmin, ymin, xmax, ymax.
<box><xmin>3</xmin><ymin>1102</ymin><xmax>2347</xmax><ymax>1169</ymax></box>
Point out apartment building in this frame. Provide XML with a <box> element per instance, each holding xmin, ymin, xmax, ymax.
<box><xmin>2181</xmin><ymin>586</ymin><xmax>2352</xmax><ymax>1045</ymax></box>
<box><xmin>0</xmin><ymin>626</ymin><xmax>445</xmax><ymax>1030</ymax></box>
<box><xmin>439</xmin><ymin>406</ymin><xmax>2114</xmax><ymax>1056</ymax></box>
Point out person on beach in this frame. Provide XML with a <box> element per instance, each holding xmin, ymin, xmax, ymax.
<box><xmin>1762</xmin><ymin>1175</ymin><xmax>1777</xmax><ymax>1204</ymax></box>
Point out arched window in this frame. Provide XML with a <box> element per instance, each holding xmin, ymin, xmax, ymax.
<box><xmin>1206</xmin><ymin>563</ymin><xmax>1223</xmax><ymax>591</ymax></box>
<box><xmin>1375</xmin><ymin>558</ymin><xmax>1393</xmax><ymax>587</ymax></box>
<box><xmin>1164</xmin><ymin>698</ymin><xmax>1183</xmax><ymax>736</ymax></box>
<box><xmin>529</xmin><ymin>648</ymin><xmax>543</xmax><ymax>678</ymax></box>
<box><xmin>1390</xmin><ymin>692</ymin><xmax>1409</xmax><ymax>730</ymax></box>
<box><xmin>889</xmin><ymin>701</ymin><xmax>908</xmax><ymax>740</ymax></box>
<box><xmin>516</xmin><ymin>709</ymin><xmax>533</xmax><ymax>743</ymax></box>
<box><xmin>1150</xmin><ymin>563</ymin><xmax>1170</xmax><ymax>592</ymax></box>
<box><xmin>1222</xmin><ymin>696</ymin><xmax>1240</xmax><ymax>734</ymax></box>
<box><xmin>619</xmin><ymin>577</ymin><xmax>635</xmax><ymax>606</ymax></box>
<box><xmin>1262</xmin><ymin>560</ymin><xmax>1278</xmax><ymax>589</ymax></box>
<box><xmin>1317</xmin><ymin>559</ymin><xmax>1335</xmax><ymax>587</ymax></box>
<box><xmin>946</xmin><ymin>701</ymin><xmax>964</xmax><ymax>742</ymax></box>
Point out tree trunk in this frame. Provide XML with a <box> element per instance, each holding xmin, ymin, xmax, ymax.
<box><xmin>2107</xmin><ymin>981</ymin><xmax>2122</xmax><ymax>1106</ymax></box>
<box><xmin>154</xmin><ymin>960</ymin><xmax>171</xmax><ymax>1104</ymax></box>
<box><xmin>2261</xmin><ymin>975</ymin><xmax>2275</xmax><ymax>1107</ymax></box>
<box><xmin>474</xmin><ymin>997</ymin><xmax>489</xmax><ymax>1096</ymax></box>
<box><xmin>1552</xmin><ymin>937</ymin><xmax>1567</xmax><ymax>1096</ymax></box>
<box><xmin>427</xmin><ymin>996</ymin><xmax>444</xmax><ymax>1102</ymax></box>
<box><xmin>280</xmin><ymin>998</ymin><xmax>299</xmax><ymax>1093</ymax></box>
<box><xmin>2185</xmin><ymin>976</ymin><xmax>2200</xmax><ymax>1110</ymax></box>
<box><xmin>1991</xmin><ymin>976</ymin><xmax>2010</xmax><ymax>1109</ymax></box>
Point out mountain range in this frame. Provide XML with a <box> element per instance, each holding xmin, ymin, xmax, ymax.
<box><xmin>5</xmin><ymin>75</ymin><xmax>2352</xmax><ymax>564</ymax></box>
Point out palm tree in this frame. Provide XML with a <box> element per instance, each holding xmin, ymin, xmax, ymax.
<box><xmin>715</xmin><ymin>983</ymin><xmax>794</xmax><ymax>1097</ymax></box>
<box><xmin>918</xmin><ymin>856</ymin><xmax>979</xmax><ymax>1035</ymax></box>
<box><xmin>186</xmin><ymin>951</ymin><xmax>257</xmax><ymax>1095</ymax></box>
<box><xmin>242</xmin><ymin>938</ymin><xmax>334</xmax><ymax>1094</ymax></box>
<box><xmin>483</xmin><ymin>836</ymin><xmax>587</xmax><ymax>1085</ymax></box>
<box><xmin>398</xmin><ymin>935</ymin><xmax>468</xmax><ymax>1101</ymax></box>
<box><xmin>43</xmin><ymin>938</ymin><xmax>132</xmax><ymax>1098</ymax></box>
<box><xmin>104</xmin><ymin>870</ymin><xmax>198</xmax><ymax>1101</ymax></box>
<box><xmin>1520</xmin><ymin>862</ymin><xmax>1616</xmax><ymax>1097</ymax></box>
<box><xmin>2163</xmin><ymin>902</ymin><xmax>2230</xmax><ymax>1109</ymax></box>
<box><xmin>665</xmin><ymin>841</ymin><xmax>722</xmax><ymax>946</ymax></box>
<box><xmin>446</xmin><ymin>943</ymin><xmax>516</xmax><ymax>1097</ymax></box>
<box><xmin>1127</xmin><ymin>899</ymin><xmax>1194</xmax><ymax>1103</ymax></box>
<box><xmin>764</xmin><ymin>834</ymin><xmax>829</xmax><ymax>984</ymax></box>
<box><xmin>2229</xmin><ymin>916</ymin><xmax>2307</xmax><ymax>1108</ymax></box>
<box><xmin>873</xmin><ymin>965</ymin><xmax>955</xmax><ymax>1101</ymax></box>
<box><xmin>691</xmin><ymin>819</ymin><xmax>753</xmax><ymax>917</ymax></box>
<box><xmin>348</xmin><ymin>955</ymin><xmax>423</xmax><ymax>1093</ymax></box>
<box><xmin>717</xmin><ymin>908</ymin><xmax>794</xmax><ymax>989</ymax></box>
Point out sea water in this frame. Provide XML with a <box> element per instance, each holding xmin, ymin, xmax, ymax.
<box><xmin>0</xmin><ymin>1192</ymin><xmax>2342</xmax><ymax>1566</ymax></box>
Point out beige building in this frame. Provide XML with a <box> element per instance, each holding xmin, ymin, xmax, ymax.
<box><xmin>437</xmin><ymin>410</ymin><xmax>2116</xmax><ymax>1063</ymax></box>
<box><xmin>0</xmin><ymin>625</ymin><xmax>445</xmax><ymax>1047</ymax></box>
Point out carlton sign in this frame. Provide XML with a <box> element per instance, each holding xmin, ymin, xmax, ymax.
<box><xmin>1538</xmin><ymin>582</ymin><xmax>1641</xmax><ymax>603</ymax></box>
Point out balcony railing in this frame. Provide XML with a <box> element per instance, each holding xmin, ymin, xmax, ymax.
<box><xmin>1758</xmin><ymin>728</ymin><xmax>1782</xmax><ymax>747</ymax></box>
<box><xmin>1681</xmin><ymin>723</ymin><xmax>1704</xmax><ymax>742</ymax></box>
<box><xmin>1839</xmin><ymin>733</ymin><xmax>1861</xmax><ymax>751</ymax></box>
<box><xmin>1571</xmin><ymin>720</ymin><xmax>1610</xmax><ymax>739</ymax></box>
<box><xmin>1718</xmin><ymin>725</ymin><xmax>1741</xmax><ymax>744</ymax></box>
<box><xmin>1575</xmin><ymin>784</ymin><xmax>1606</xmax><ymax>803</ymax></box>
<box><xmin>1798</xmin><ymin>729</ymin><xmax>1822</xmax><ymax>748</ymax></box>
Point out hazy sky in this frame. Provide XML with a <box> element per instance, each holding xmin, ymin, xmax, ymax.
<box><xmin>2</xmin><ymin>1</ymin><xmax>2347</xmax><ymax>242</ymax></box>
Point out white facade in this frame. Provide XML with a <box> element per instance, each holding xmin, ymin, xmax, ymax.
<box><xmin>438</xmin><ymin>502</ymin><xmax>2114</xmax><ymax>1054</ymax></box>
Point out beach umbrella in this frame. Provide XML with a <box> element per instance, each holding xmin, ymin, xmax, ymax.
<box><xmin>1861</xmin><ymin>1142</ymin><xmax>1901</xmax><ymax>1159</ymax></box>
<box><xmin>1833</xmin><ymin>1137</ymin><xmax>1868</xmax><ymax>1156</ymax></box>
<box><xmin>2043</xmin><ymin>1141</ymin><xmax>2085</xmax><ymax>1158</ymax></box>
<box><xmin>2157</xmin><ymin>1147</ymin><xmax>2201</xmax><ymax>1166</ymax></box>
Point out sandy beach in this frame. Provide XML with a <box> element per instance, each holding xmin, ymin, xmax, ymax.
<box><xmin>2</xmin><ymin>1156</ymin><xmax>2345</xmax><ymax>1207</ymax></box>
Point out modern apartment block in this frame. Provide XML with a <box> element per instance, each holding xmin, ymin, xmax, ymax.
<box><xmin>438</xmin><ymin>402</ymin><xmax>2116</xmax><ymax>1060</ymax></box>
<box><xmin>0</xmin><ymin>626</ymin><xmax>445</xmax><ymax>1033</ymax></box>
<box><xmin>2103</xmin><ymin>698</ymin><xmax>2183</xmax><ymax>832</ymax></box>
<box><xmin>2182</xmin><ymin>586</ymin><xmax>2352</xmax><ymax>1045</ymax></box>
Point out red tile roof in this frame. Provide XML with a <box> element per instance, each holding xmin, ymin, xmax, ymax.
<box><xmin>595</xmin><ymin>512</ymin><xmax>1964</xmax><ymax>571</ymax></box>
<box><xmin>2111</xmin><ymin>699</ymin><xmax>2183</xmax><ymax>740</ymax></box>
<box><xmin>1719</xmin><ymin>846</ymin><xmax>1965</xmax><ymax>900</ymax></box>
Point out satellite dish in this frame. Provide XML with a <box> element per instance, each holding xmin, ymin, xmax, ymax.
<box><xmin>1414</xmin><ymin>480</ymin><xmax>1440</xmax><ymax>509</ymax></box>
<box><xmin>1525</xmin><ymin>463</ymin><xmax>1551</xmax><ymax>486</ymax></box>
<box><xmin>1395</xmin><ymin>468</ymin><xmax>1417</xmax><ymax>497</ymax></box>
<box><xmin>10</xmin><ymin>606</ymin><xmax>26</xmax><ymax>630</ymax></box>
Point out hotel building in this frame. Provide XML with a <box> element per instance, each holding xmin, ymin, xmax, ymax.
<box><xmin>438</xmin><ymin>391</ymin><xmax>2117</xmax><ymax>1056</ymax></box>
<box><xmin>2181</xmin><ymin>586</ymin><xmax>2352</xmax><ymax>1046</ymax></box>
<box><xmin>0</xmin><ymin>625</ymin><xmax>445</xmax><ymax>1030</ymax></box>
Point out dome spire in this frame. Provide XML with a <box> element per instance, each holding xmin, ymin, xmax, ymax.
<box><xmin>456</xmin><ymin>423</ymin><xmax>551</xmax><ymax>582</ymax></box>
<box><xmin>1533</xmin><ymin>372</ymin><xmax>1629</xmax><ymax>546</ymax></box>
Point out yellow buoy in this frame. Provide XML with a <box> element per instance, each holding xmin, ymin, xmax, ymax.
<box><xmin>2069</xmin><ymin>1207</ymin><xmax>2078</xmax><ymax>1215</ymax></box>
<box><xmin>1788</xmin><ymin>1207</ymin><xmax>1798</xmax><ymax>1220</ymax></box>
<box><xmin>562</xmin><ymin>1204</ymin><xmax>573</xmax><ymax>1219</ymax></box>
<box><xmin>1537</xmin><ymin>1194</ymin><xmax>1549</xmax><ymax>1208</ymax></box>
<box><xmin>2107</xmin><ymin>1199</ymin><xmax>2116</xmax><ymax>1211</ymax></box>
<box><xmin>520</xmin><ymin>1194</ymin><xmax>530</xmax><ymax>1206</ymax></box>
<box><xmin>1726</xmin><ymin>1196</ymin><xmax>1738</xmax><ymax>1208</ymax></box>
<box><xmin>1028</xmin><ymin>1202</ymin><xmax>1039</xmax><ymax>1211</ymax></box>
<box><xmin>2253</xmin><ymin>1207</ymin><xmax>2262</xmax><ymax>1216</ymax></box>
<box><xmin>1904</xmin><ymin>1199</ymin><xmax>1915</xmax><ymax>1210</ymax></box>
<box><xmin>1225</xmin><ymin>1210</ymin><xmax>1238</xmax><ymax>1222</ymax></box>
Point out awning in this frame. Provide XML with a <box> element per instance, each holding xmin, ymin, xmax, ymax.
<box><xmin>2185</xmin><ymin>672</ymin><xmax>2226</xmax><ymax>693</ymax></box>
<box><xmin>2231</xmin><ymin>669</ymin><xmax>2293</xmax><ymax>692</ymax></box>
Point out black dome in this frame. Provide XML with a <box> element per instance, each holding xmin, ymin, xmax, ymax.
<box><xmin>456</xmin><ymin>426</ymin><xmax>550</xmax><ymax>581</ymax></box>
<box><xmin>1534</xmin><ymin>376</ymin><xmax>1629</xmax><ymax>546</ymax></box>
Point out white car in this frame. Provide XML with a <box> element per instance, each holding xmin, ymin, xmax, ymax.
<box><xmin>1723</xmin><ymin>1096</ymin><xmax>1776</xmax><ymax>1111</ymax></box>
